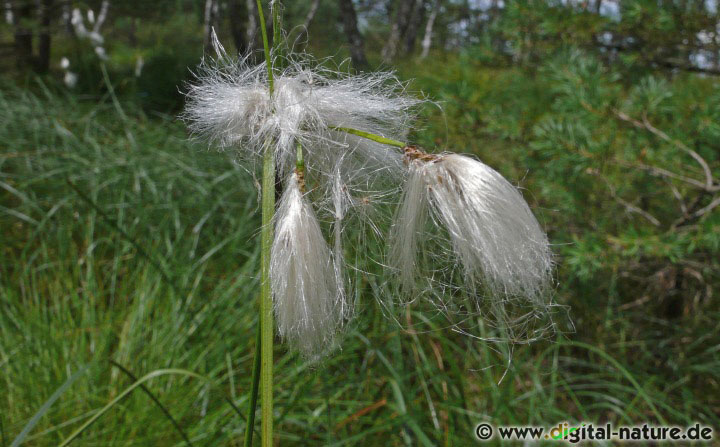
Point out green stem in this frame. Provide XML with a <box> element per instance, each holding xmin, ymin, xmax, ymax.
<box><xmin>243</xmin><ymin>324</ymin><xmax>262</xmax><ymax>447</ymax></box>
<box><xmin>100</xmin><ymin>63</ymin><xmax>127</xmax><ymax>121</ymax></box>
<box><xmin>109</xmin><ymin>361</ymin><xmax>194</xmax><ymax>447</ymax></box>
<box><xmin>58</xmin><ymin>370</ymin><xmax>204</xmax><ymax>447</ymax></box>
<box><xmin>260</xmin><ymin>139</ymin><xmax>275</xmax><ymax>447</ymax></box>
<box><xmin>255</xmin><ymin>3</ymin><xmax>279</xmax><ymax>446</ymax></box>
<box><xmin>330</xmin><ymin>126</ymin><xmax>407</xmax><ymax>148</ymax></box>
<box><xmin>256</xmin><ymin>0</ymin><xmax>274</xmax><ymax>93</ymax></box>
<box><xmin>272</xmin><ymin>2</ymin><xmax>284</xmax><ymax>62</ymax></box>
<box><xmin>296</xmin><ymin>141</ymin><xmax>304</xmax><ymax>172</ymax></box>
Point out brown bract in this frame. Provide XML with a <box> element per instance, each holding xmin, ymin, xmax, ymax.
<box><xmin>403</xmin><ymin>145</ymin><xmax>438</xmax><ymax>163</ymax></box>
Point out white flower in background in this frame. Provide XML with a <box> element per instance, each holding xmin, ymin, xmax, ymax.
<box><xmin>88</xmin><ymin>32</ymin><xmax>104</xmax><ymax>47</ymax></box>
<box><xmin>63</xmin><ymin>1</ymin><xmax>110</xmax><ymax>89</ymax></box>
<box><xmin>59</xmin><ymin>57</ymin><xmax>77</xmax><ymax>88</ymax></box>
<box><xmin>71</xmin><ymin>8</ymin><xmax>88</xmax><ymax>38</ymax></box>
<box><xmin>134</xmin><ymin>56</ymin><xmax>145</xmax><ymax>77</ymax></box>
<box><xmin>4</xmin><ymin>1</ymin><xmax>13</xmax><ymax>25</ymax></box>
<box><xmin>63</xmin><ymin>71</ymin><xmax>78</xmax><ymax>88</ymax></box>
<box><xmin>94</xmin><ymin>46</ymin><xmax>108</xmax><ymax>61</ymax></box>
<box><xmin>69</xmin><ymin>2</ymin><xmax>108</xmax><ymax>56</ymax></box>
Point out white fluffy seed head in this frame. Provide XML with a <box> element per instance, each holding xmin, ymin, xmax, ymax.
<box><xmin>389</xmin><ymin>160</ymin><xmax>429</xmax><ymax>294</ymax></box>
<box><xmin>181</xmin><ymin>32</ymin><xmax>420</xmax><ymax>178</ymax></box>
<box><xmin>271</xmin><ymin>172</ymin><xmax>347</xmax><ymax>358</ymax></box>
<box><xmin>391</xmin><ymin>153</ymin><xmax>553</xmax><ymax>303</ymax></box>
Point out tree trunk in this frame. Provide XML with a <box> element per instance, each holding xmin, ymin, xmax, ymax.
<box><xmin>229</xmin><ymin>0</ymin><xmax>248</xmax><ymax>54</ymax></box>
<box><xmin>128</xmin><ymin>17</ymin><xmax>137</xmax><ymax>46</ymax></box>
<box><xmin>246</xmin><ymin>0</ymin><xmax>258</xmax><ymax>52</ymax></box>
<box><xmin>37</xmin><ymin>0</ymin><xmax>53</xmax><ymax>72</ymax></box>
<box><xmin>338</xmin><ymin>0</ymin><xmax>368</xmax><ymax>70</ymax></box>
<box><xmin>203</xmin><ymin>0</ymin><xmax>219</xmax><ymax>53</ymax></box>
<box><xmin>303</xmin><ymin>0</ymin><xmax>321</xmax><ymax>33</ymax></box>
<box><xmin>382</xmin><ymin>0</ymin><xmax>414</xmax><ymax>62</ymax></box>
<box><xmin>5</xmin><ymin>0</ymin><xmax>14</xmax><ymax>25</ymax></box>
<box><xmin>61</xmin><ymin>0</ymin><xmax>74</xmax><ymax>35</ymax></box>
<box><xmin>404</xmin><ymin>0</ymin><xmax>424</xmax><ymax>55</ymax></box>
<box><xmin>713</xmin><ymin>17</ymin><xmax>720</xmax><ymax>71</ymax></box>
<box><xmin>14</xmin><ymin>0</ymin><xmax>33</xmax><ymax>70</ymax></box>
<box><xmin>420</xmin><ymin>0</ymin><xmax>438</xmax><ymax>59</ymax></box>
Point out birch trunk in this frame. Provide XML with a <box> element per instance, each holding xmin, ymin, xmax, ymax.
<box><xmin>382</xmin><ymin>0</ymin><xmax>414</xmax><ymax>62</ymax></box>
<box><xmin>420</xmin><ymin>0</ymin><xmax>438</xmax><ymax>59</ymax></box>
<box><xmin>203</xmin><ymin>0</ymin><xmax>219</xmax><ymax>53</ymax></box>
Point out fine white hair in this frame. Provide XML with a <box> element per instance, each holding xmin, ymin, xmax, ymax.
<box><xmin>181</xmin><ymin>32</ymin><xmax>420</xmax><ymax>177</ymax></box>
<box><xmin>271</xmin><ymin>172</ymin><xmax>346</xmax><ymax>358</ymax></box>
<box><xmin>391</xmin><ymin>153</ymin><xmax>553</xmax><ymax>303</ymax></box>
<box><xmin>182</xmin><ymin>32</ymin><xmax>560</xmax><ymax>357</ymax></box>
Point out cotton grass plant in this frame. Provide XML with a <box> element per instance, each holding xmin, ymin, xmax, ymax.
<box><xmin>182</xmin><ymin>2</ymin><xmax>556</xmax><ymax>445</ymax></box>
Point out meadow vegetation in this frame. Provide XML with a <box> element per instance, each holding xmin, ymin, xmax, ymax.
<box><xmin>2</xmin><ymin>2</ymin><xmax>720</xmax><ymax>445</ymax></box>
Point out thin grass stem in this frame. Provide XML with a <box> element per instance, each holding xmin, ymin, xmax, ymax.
<box><xmin>243</xmin><ymin>322</ymin><xmax>262</xmax><ymax>447</ymax></box>
<box><xmin>57</xmin><ymin>369</ymin><xmax>204</xmax><ymax>447</ymax></box>
<box><xmin>251</xmin><ymin>2</ymin><xmax>277</xmax><ymax>446</ymax></box>
<box><xmin>100</xmin><ymin>63</ymin><xmax>127</xmax><ymax>121</ymax></box>
<box><xmin>260</xmin><ymin>138</ymin><xmax>275</xmax><ymax>447</ymax></box>
<box><xmin>109</xmin><ymin>361</ymin><xmax>194</xmax><ymax>447</ymax></box>
<box><xmin>255</xmin><ymin>1</ymin><xmax>279</xmax><ymax>445</ymax></box>
<box><xmin>10</xmin><ymin>367</ymin><xmax>88</xmax><ymax>447</ymax></box>
<box><xmin>256</xmin><ymin>0</ymin><xmax>273</xmax><ymax>94</ymax></box>
<box><xmin>65</xmin><ymin>179</ymin><xmax>181</xmax><ymax>296</ymax></box>
<box><xmin>330</xmin><ymin>126</ymin><xmax>407</xmax><ymax>148</ymax></box>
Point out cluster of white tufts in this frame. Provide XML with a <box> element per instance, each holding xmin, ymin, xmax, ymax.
<box><xmin>59</xmin><ymin>57</ymin><xmax>78</xmax><ymax>89</ymax></box>
<box><xmin>60</xmin><ymin>1</ymin><xmax>110</xmax><ymax>88</ymax></box>
<box><xmin>59</xmin><ymin>1</ymin><xmax>143</xmax><ymax>88</ymax></box>
<box><xmin>183</xmin><ymin>34</ymin><xmax>418</xmax><ymax>176</ymax></box>
<box><xmin>70</xmin><ymin>1</ymin><xmax>109</xmax><ymax>60</ymax></box>
<box><xmin>183</xmin><ymin>34</ymin><xmax>556</xmax><ymax>358</ymax></box>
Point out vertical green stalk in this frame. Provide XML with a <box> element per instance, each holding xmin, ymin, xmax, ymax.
<box><xmin>256</xmin><ymin>0</ymin><xmax>274</xmax><ymax>92</ymax></box>
<box><xmin>243</xmin><ymin>325</ymin><xmax>261</xmax><ymax>447</ymax></box>
<box><xmin>255</xmin><ymin>2</ymin><xmax>276</xmax><ymax>447</ymax></box>
<box><xmin>259</xmin><ymin>142</ymin><xmax>274</xmax><ymax>447</ymax></box>
<box><xmin>272</xmin><ymin>2</ymin><xmax>284</xmax><ymax>63</ymax></box>
<box><xmin>296</xmin><ymin>141</ymin><xmax>304</xmax><ymax>172</ymax></box>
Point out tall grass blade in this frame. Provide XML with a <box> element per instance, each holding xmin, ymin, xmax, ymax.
<box><xmin>57</xmin><ymin>369</ymin><xmax>204</xmax><ymax>447</ymax></box>
<box><xmin>109</xmin><ymin>361</ymin><xmax>194</xmax><ymax>447</ymax></box>
<box><xmin>10</xmin><ymin>366</ymin><xmax>88</xmax><ymax>447</ymax></box>
<box><xmin>243</xmin><ymin>323</ymin><xmax>262</xmax><ymax>447</ymax></box>
<box><xmin>65</xmin><ymin>178</ymin><xmax>181</xmax><ymax>296</ymax></box>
